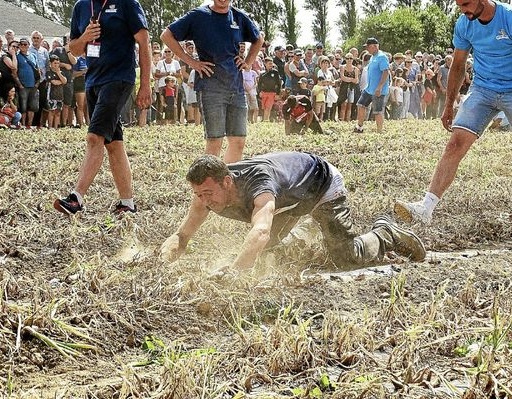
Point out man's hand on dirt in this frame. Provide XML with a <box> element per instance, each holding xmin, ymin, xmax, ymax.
<box><xmin>160</xmin><ymin>234</ymin><xmax>185</xmax><ymax>263</ymax></box>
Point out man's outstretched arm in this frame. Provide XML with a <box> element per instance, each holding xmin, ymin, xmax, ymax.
<box><xmin>160</xmin><ymin>196</ymin><xmax>210</xmax><ymax>262</ymax></box>
<box><xmin>232</xmin><ymin>193</ymin><xmax>276</xmax><ymax>270</ymax></box>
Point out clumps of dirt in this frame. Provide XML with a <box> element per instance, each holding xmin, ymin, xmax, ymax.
<box><xmin>1</xmin><ymin>121</ymin><xmax>512</xmax><ymax>397</ymax></box>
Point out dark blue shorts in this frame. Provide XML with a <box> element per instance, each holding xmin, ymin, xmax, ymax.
<box><xmin>87</xmin><ymin>81</ymin><xmax>134</xmax><ymax>143</ymax></box>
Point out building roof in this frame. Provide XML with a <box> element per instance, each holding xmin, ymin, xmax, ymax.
<box><xmin>0</xmin><ymin>0</ymin><xmax>68</xmax><ymax>40</ymax></box>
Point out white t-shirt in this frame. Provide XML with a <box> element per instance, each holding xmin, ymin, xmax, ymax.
<box><xmin>156</xmin><ymin>59</ymin><xmax>181</xmax><ymax>88</ymax></box>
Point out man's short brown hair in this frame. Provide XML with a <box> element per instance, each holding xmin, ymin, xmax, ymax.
<box><xmin>186</xmin><ymin>155</ymin><xmax>230</xmax><ymax>185</ymax></box>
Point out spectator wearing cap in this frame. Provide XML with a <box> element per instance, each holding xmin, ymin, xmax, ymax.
<box><xmin>289</xmin><ymin>49</ymin><xmax>309</xmax><ymax>94</ymax></box>
<box><xmin>272</xmin><ymin>45</ymin><xmax>286</xmax><ymax>85</ymax></box>
<box><xmin>257</xmin><ymin>57</ymin><xmax>282</xmax><ymax>121</ymax></box>
<box><xmin>353</xmin><ymin>38</ymin><xmax>389</xmax><ymax>134</ymax></box>
<box><xmin>312</xmin><ymin>42</ymin><xmax>324</xmax><ymax>66</ymax></box>
<box><xmin>296</xmin><ymin>76</ymin><xmax>311</xmax><ymax>98</ymax></box>
<box><xmin>16</xmin><ymin>37</ymin><xmax>39</xmax><ymax>127</ymax></box>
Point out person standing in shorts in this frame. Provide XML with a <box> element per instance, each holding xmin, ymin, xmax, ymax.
<box><xmin>395</xmin><ymin>0</ymin><xmax>512</xmax><ymax>225</ymax></box>
<box><xmin>257</xmin><ymin>57</ymin><xmax>281</xmax><ymax>122</ymax></box>
<box><xmin>160</xmin><ymin>0</ymin><xmax>264</xmax><ymax>163</ymax></box>
<box><xmin>353</xmin><ymin>38</ymin><xmax>389</xmax><ymax>134</ymax></box>
<box><xmin>53</xmin><ymin>0</ymin><xmax>151</xmax><ymax>215</ymax></box>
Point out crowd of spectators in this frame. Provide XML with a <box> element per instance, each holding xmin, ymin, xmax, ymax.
<box><xmin>1</xmin><ymin>25</ymin><xmax>477</xmax><ymax>130</ymax></box>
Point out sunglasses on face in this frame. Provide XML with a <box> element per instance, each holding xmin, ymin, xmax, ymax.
<box><xmin>20</xmin><ymin>43</ymin><xmax>29</xmax><ymax>46</ymax></box>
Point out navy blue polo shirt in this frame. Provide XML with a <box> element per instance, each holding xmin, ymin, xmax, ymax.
<box><xmin>169</xmin><ymin>5</ymin><xmax>260</xmax><ymax>94</ymax></box>
<box><xmin>70</xmin><ymin>0</ymin><xmax>148</xmax><ymax>89</ymax></box>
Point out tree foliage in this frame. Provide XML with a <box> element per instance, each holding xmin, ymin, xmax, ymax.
<box><xmin>418</xmin><ymin>5</ymin><xmax>454</xmax><ymax>54</ymax></box>
<box><xmin>426</xmin><ymin>0</ymin><xmax>455</xmax><ymax>14</ymax></box>
<box><xmin>304</xmin><ymin>0</ymin><xmax>328</xmax><ymax>47</ymax></box>
<box><xmin>281</xmin><ymin>0</ymin><xmax>300</xmax><ymax>48</ymax></box>
<box><xmin>337</xmin><ymin>0</ymin><xmax>357</xmax><ymax>42</ymax></box>
<box><xmin>394</xmin><ymin>0</ymin><xmax>421</xmax><ymax>8</ymax></box>
<box><xmin>355</xmin><ymin>8</ymin><xmax>424</xmax><ymax>55</ymax></box>
<box><xmin>361</xmin><ymin>0</ymin><xmax>393</xmax><ymax>16</ymax></box>
<box><xmin>235</xmin><ymin>0</ymin><xmax>281</xmax><ymax>42</ymax></box>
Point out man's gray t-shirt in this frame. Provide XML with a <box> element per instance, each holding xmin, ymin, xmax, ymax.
<box><xmin>219</xmin><ymin>152</ymin><xmax>333</xmax><ymax>222</ymax></box>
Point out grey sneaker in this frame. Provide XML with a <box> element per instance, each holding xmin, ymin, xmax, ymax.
<box><xmin>394</xmin><ymin>200</ymin><xmax>432</xmax><ymax>225</ymax></box>
<box><xmin>373</xmin><ymin>215</ymin><xmax>426</xmax><ymax>261</ymax></box>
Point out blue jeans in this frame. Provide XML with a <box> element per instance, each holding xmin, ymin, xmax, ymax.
<box><xmin>454</xmin><ymin>84</ymin><xmax>512</xmax><ymax>137</ymax></box>
<box><xmin>199</xmin><ymin>83</ymin><xmax>247</xmax><ymax>139</ymax></box>
<box><xmin>357</xmin><ymin>90</ymin><xmax>385</xmax><ymax>114</ymax></box>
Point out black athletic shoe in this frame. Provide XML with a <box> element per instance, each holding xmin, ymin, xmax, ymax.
<box><xmin>113</xmin><ymin>202</ymin><xmax>137</xmax><ymax>215</ymax></box>
<box><xmin>54</xmin><ymin>193</ymin><xmax>83</xmax><ymax>215</ymax></box>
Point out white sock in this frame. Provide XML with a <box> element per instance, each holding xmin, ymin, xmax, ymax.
<box><xmin>422</xmin><ymin>192</ymin><xmax>440</xmax><ymax>215</ymax></box>
<box><xmin>120</xmin><ymin>198</ymin><xmax>134</xmax><ymax>209</ymax></box>
<box><xmin>71</xmin><ymin>190</ymin><xmax>84</xmax><ymax>206</ymax></box>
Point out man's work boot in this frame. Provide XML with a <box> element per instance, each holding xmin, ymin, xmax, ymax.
<box><xmin>372</xmin><ymin>215</ymin><xmax>426</xmax><ymax>261</ymax></box>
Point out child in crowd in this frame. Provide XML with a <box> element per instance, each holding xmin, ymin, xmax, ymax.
<box><xmin>0</xmin><ymin>84</ymin><xmax>22</xmax><ymax>128</ymax></box>
<box><xmin>312</xmin><ymin>76</ymin><xmax>326</xmax><ymax>121</ymax></box>
<box><xmin>271</xmin><ymin>89</ymin><xmax>289</xmax><ymax>122</ymax></box>
<box><xmin>242</xmin><ymin>65</ymin><xmax>259</xmax><ymax>123</ymax></box>
<box><xmin>46</xmin><ymin>55</ymin><xmax>67</xmax><ymax>129</ymax></box>
<box><xmin>389</xmin><ymin>77</ymin><xmax>404</xmax><ymax>120</ymax></box>
<box><xmin>160</xmin><ymin>76</ymin><xmax>177</xmax><ymax>125</ymax></box>
<box><xmin>296</xmin><ymin>77</ymin><xmax>311</xmax><ymax>99</ymax></box>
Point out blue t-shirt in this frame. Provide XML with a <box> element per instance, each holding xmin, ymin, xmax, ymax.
<box><xmin>70</xmin><ymin>0</ymin><xmax>148</xmax><ymax>88</ymax></box>
<box><xmin>453</xmin><ymin>1</ymin><xmax>512</xmax><ymax>92</ymax></box>
<box><xmin>16</xmin><ymin>52</ymin><xmax>38</xmax><ymax>88</ymax></box>
<box><xmin>366</xmin><ymin>50</ymin><xmax>390</xmax><ymax>96</ymax></box>
<box><xmin>168</xmin><ymin>5</ymin><xmax>260</xmax><ymax>94</ymax></box>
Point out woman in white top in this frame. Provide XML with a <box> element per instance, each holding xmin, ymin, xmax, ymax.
<box><xmin>317</xmin><ymin>56</ymin><xmax>336</xmax><ymax>121</ymax></box>
<box><xmin>155</xmin><ymin>48</ymin><xmax>182</xmax><ymax>123</ymax></box>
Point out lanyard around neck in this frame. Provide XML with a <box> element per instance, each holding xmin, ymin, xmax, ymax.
<box><xmin>90</xmin><ymin>0</ymin><xmax>109</xmax><ymax>22</ymax></box>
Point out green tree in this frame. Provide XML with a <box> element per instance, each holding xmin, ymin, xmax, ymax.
<box><xmin>304</xmin><ymin>0</ymin><xmax>328</xmax><ymax>46</ymax></box>
<box><xmin>281</xmin><ymin>0</ymin><xmax>300</xmax><ymax>47</ymax></box>
<box><xmin>427</xmin><ymin>0</ymin><xmax>454</xmax><ymax>14</ymax></box>
<box><xmin>337</xmin><ymin>0</ymin><xmax>357</xmax><ymax>43</ymax></box>
<box><xmin>235</xmin><ymin>0</ymin><xmax>281</xmax><ymax>42</ymax></box>
<box><xmin>361</xmin><ymin>0</ymin><xmax>393</xmax><ymax>16</ymax></box>
<box><xmin>418</xmin><ymin>4</ymin><xmax>454</xmax><ymax>54</ymax></box>
<box><xmin>356</xmin><ymin>8</ymin><xmax>423</xmax><ymax>55</ymax></box>
<box><xmin>139</xmin><ymin>0</ymin><xmax>201</xmax><ymax>43</ymax></box>
<box><xmin>394</xmin><ymin>0</ymin><xmax>421</xmax><ymax>8</ymax></box>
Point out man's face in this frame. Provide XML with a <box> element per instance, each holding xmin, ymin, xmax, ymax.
<box><xmin>31</xmin><ymin>33</ymin><xmax>42</xmax><ymax>48</ymax></box>
<box><xmin>186</xmin><ymin>44</ymin><xmax>194</xmax><ymax>55</ymax></box>
<box><xmin>305</xmin><ymin>49</ymin><xmax>313</xmax><ymax>59</ymax></box>
<box><xmin>192</xmin><ymin>176</ymin><xmax>230</xmax><ymax>213</ymax></box>
<box><xmin>265</xmin><ymin>60</ymin><xmax>273</xmax><ymax>70</ymax></box>
<box><xmin>315</xmin><ymin>47</ymin><xmax>323</xmax><ymax>55</ymax></box>
<box><xmin>212</xmin><ymin>0</ymin><xmax>231</xmax><ymax>13</ymax></box>
<box><xmin>456</xmin><ymin>0</ymin><xmax>485</xmax><ymax>20</ymax></box>
<box><xmin>367</xmin><ymin>43</ymin><xmax>378</xmax><ymax>55</ymax></box>
<box><xmin>19</xmin><ymin>41</ymin><xmax>29</xmax><ymax>54</ymax></box>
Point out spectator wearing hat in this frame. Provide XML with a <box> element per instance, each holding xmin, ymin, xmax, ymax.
<box><xmin>391</xmin><ymin>52</ymin><xmax>405</xmax><ymax>76</ymax></box>
<box><xmin>353</xmin><ymin>38</ymin><xmax>389</xmax><ymax>133</ymax></box>
<box><xmin>289</xmin><ymin>49</ymin><xmax>308</xmax><ymax>94</ymax></box>
<box><xmin>272</xmin><ymin>45</ymin><xmax>286</xmax><ymax>85</ymax></box>
<box><xmin>312</xmin><ymin>43</ymin><xmax>324</xmax><ymax>66</ymax></box>
<box><xmin>16</xmin><ymin>37</ymin><xmax>40</xmax><ymax>128</ymax></box>
<box><xmin>297</xmin><ymin>76</ymin><xmax>311</xmax><ymax>98</ymax></box>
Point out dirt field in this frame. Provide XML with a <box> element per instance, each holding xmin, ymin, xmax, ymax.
<box><xmin>1</xmin><ymin>120</ymin><xmax>511</xmax><ymax>398</ymax></box>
